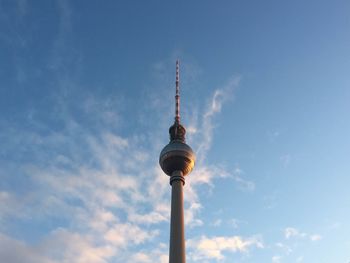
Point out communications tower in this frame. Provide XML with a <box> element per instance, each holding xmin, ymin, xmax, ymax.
<box><xmin>159</xmin><ymin>61</ymin><xmax>196</xmax><ymax>263</ymax></box>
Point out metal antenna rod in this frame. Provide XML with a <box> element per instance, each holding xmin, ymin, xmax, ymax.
<box><xmin>175</xmin><ymin>60</ymin><xmax>180</xmax><ymax>124</ymax></box>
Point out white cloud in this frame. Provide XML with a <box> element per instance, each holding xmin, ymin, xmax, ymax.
<box><xmin>0</xmin><ymin>233</ymin><xmax>55</xmax><ymax>263</ymax></box>
<box><xmin>195</xmin><ymin>76</ymin><xmax>240</xmax><ymax>164</ymax></box>
<box><xmin>272</xmin><ymin>255</ymin><xmax>281</xmax><ymax>263</ymax></box>
<box><xmin>310</xmin><ymin>234</ymin><xmax>322</xmax><ymax>241</ymax></box>
<box><xmin>212</xmin><ymin>219</ymin><xmax>222</xmax><ymax>227</ymax></box>
<box><xmin>275</xmin><ymin>242</ymin><xmax>292</xmax><ymax>255</ymax></box>
<box><xmin>280</xmin><ymin>154</ymin><xmax>291</xmax><ymax>167</ymax></box>
<box><xmin>232</xmin><ymin>172</ymin><xmax>256</xmax><ymax>192</ymax></box>
<box><xmin>128</xmin><ymin>210</ymin><xmax>167</xmax><ymax>225</ymax></box>
<box><xmin>187</xmin><ymin>165</ymin><xmax>254</xmax><ymax>192</ymax></box>
<box><xmin>230</xmin><ymin>218</ymin><xmax>240</xmax><ymax>229</ymax></box>
<box><xmin>104</xmin><ymin>223</ymin><xmax>158</xmax><ymax>247</ymax></box>
<box><xmin>128</xmin><ymin>243</ymin><xmax>168</xmax><ymax>263</ymax></box>
<box><xmin>44</xmin><ymin>229</ymin><xmax>115</xmax><ymax>263</ymax></box>
<box><xmin>296</xmin><ymin>256</ymin><xmax>304</xmax><ymax>262</ymax></box>
<box><xmin>130</xmin><ymin>252</ymin><xmax>152</xmax><ymax>263</ymax></box>
<box><xmin>285</xmin><ymin>227</ymin><xmax>307</xmax><ymax>239</ymax></box>
<box><xmin>0</xmin><ymin>229</ymin><xmax>115</xmax><ymax>263</ymax></box>
<box><xmin>0</xmin><ymin>191</ymin><xmax>19</xmax><ymax>221</ymax></box>
<box><xmin>188</xmin><ymin>235</ymin><xmax>263</xmax><ymax>261</ymax></box>
<box><xmin>185</xmin><ymin>202</ymin><xmax>203</xmax><ymax>227</ymax></box>
<box><xmin>284</xmin><ymin>227</ymin><xmax>322</xmax><ymax>242</ymax></box>
<box><xmin>16</xmin><ymin>0</ymin><xmax>28</xmax><ymax>18</ymax></box>
<box><xmin>329</xmin><ymin>222</ymin><xmax>341</xmax><ymax>229</ymax></box>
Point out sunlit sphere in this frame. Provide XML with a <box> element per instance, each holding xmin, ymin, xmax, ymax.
<box><xmin>159</xmin><ymin>141</ymin><xmax>196</xmax><ymax>176</ymax></box>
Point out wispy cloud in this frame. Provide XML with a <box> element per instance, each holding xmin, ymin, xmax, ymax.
<box><xmin>285</xmin><ymin>227</ymin><xmax>307</xmax><ymax>239</ymax></box>
<box><xmin>16</xmin><ymin>0</ymin><xmax>28</xmax><ymax>18</ymax></box>
<box><xmin>194</xmin><ymin>76</ymin><xmax>240</xmax><ymax>164</ymax></box>
<box><xmin>309</xmin><ymin>234</ymin><xmax>322</xmax><ymax>241</ymax></box>
<box><xmin>284</xmin><ymin>227</ymin><xmax>322</xmax><ymax>241</ymax></box>
<box><xmin>43</xmin><ymin>229</ymin><xmax>115</xmax><ymax>263</ymax></box>
<box><xmin>48</xmin><ymin>0</ymin><xmax>73</xmax><ymax>71</ymax></box>
<box><xmin>128</xmin><ymin>244</ymin><xmax>168</xmax><ymax>263</ymax></box>
<box><xmin>188</xmin><ymin>235</ymin><xmax>263</xmax><ymax>261</ymax></box>
<box><xmin>211</xmin><ymin>219</ymin><xmax>222</xmax><ymax>227</ymax></box>
<box><xmin>296</xmin><ymin>256</ymin><xmax>304</xmax><ymax>262</ymax></box>
<box><xmin>275</xmin><ymin>242</ymin><xmax>292</xmax><ymax>255</ymax></box>
<box><xmin>280</xmin><ymin>154</ymin><xmax>291</xmax><ymax>167</ymax></box>
<box><xmin>0</xmin><ymin>100</ymin><xmax>162</xmax><ymax>262</ymax></box>
<box><xmin>273</xmin><ymin>228</ymin><xmax>321</xmax><ymax>262</ymax></box>
<box><xmin>272</xmin><ymin>255</ymin><xmax>281</xmax><ymax>263</ymax></box>
<box><xmin>0</xmin><ymin>233</ymin><xmax>54</xmax><ymax>263</ymax></box>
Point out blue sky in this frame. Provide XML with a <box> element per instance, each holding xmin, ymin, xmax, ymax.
<box><xmin>1</xmin><ymin>0</ymin><xmax>350</xmax><ymax>262</ymax></box>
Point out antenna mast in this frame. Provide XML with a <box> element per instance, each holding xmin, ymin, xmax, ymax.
<box><xmin>175</xmin><ymin>60</ymin><xmax>180</xmax><ymax>124</ymax></box>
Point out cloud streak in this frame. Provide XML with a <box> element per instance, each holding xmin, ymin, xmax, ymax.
<box><xmin>284</xmin><ymin>227</ymin><xmax>322</xmax><ymax>241</ymax></box>
<box><xmin>195</xmin><ymin>76</ymin><xmax>240</xmax><ymax>164</ymax></box>
<box><xmin>188</xmin><ymin>235</ymin><xmax>263</xmax><ymax>261</ymax></box>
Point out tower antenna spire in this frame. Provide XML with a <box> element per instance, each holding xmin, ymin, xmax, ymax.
<box><xmin>175</xmin><ymin>60</ymin><xmax>180</xmax><ymax>124</ymax></box>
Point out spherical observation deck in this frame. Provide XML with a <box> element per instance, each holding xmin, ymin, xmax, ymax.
<box><xmin>159</xmin><ymin>140</ymin><xmax>195</xmax><ymax>176</ymax></box>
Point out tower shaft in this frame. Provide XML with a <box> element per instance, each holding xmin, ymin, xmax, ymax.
<box><xmin>169</xmin><ymin>171</ymin><xmax>186</xmax><ymax>263</ymax></box>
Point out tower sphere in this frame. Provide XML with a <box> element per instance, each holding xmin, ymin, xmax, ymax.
<box><xmin>159</xmin><ymin>140</ymin><xmax>196</xmax><ymax>176</ymax></box>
